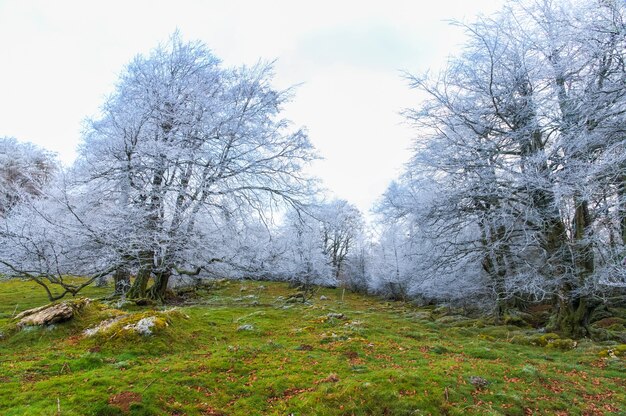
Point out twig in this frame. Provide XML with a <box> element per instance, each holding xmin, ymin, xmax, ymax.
<box><xmin>234</xmin><ymin>311</ymin><xmax>265</xmax><ymax>323</ymax></box>
<box><xmin>11</xmin><ymin>304</ymin><xmax>19</xmax><ymax>318</ymax></box>
<box><xmin>142</xmin><ymin>378</ymin><xmax>157</xmax><ymax>392</ymax></box>
<box><xmin>59</xmin><ymin>362</ymin><xmax>72</xmax><ymax>375</ymax></box>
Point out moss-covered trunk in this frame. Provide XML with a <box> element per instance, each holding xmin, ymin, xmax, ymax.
<box><xmin>146</xmin><ymin>271</ymin><xmax>171</xmax><ymax>301</ymax></box>
<box><xmin>127</xmin><ymin>266</ymin><xmax>151</xmax><ymax>299</ymax></box>
<box><xmin>553</xmin><ymin>294</ymin><xmax>593</xmax><ymax>338</ymax></box>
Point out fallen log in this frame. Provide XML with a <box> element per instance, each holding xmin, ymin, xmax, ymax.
<box><xmin>15</xmin><ymin>299</ymin><xmax>89</xmax><ymax>327</ymax></box>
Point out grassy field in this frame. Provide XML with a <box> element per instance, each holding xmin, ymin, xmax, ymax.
<box><xmin>0</xmin><ymin>279</ymin><xmax>625</xmax><ymax>415</ymax></box>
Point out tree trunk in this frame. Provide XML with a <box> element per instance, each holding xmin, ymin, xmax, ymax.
<box><xmin>553</xmin><ymin>293</ymin><xmax>593</xmax><ymax>338</ymax></box>
<box><xmin>552</xmin><ymin>195</ymin><xmax>596</xmax><ymax>337</ymax></box>
<box><xmin>479</xmin><ymin>220</ymin><xmax>510</xmax><ymax>323</ymax></box>
<box><xmin>573</xmin><ymin>196</ymin><xmax>594</xmax><ymax>278</ymax></box>
<box><xmin>619</xmin><ymin>175</ymin><xmax>626</xmax><ymax>245</ymax></box>
<box><xmin>493</xmin><ymin>249</ymin><xmax>509</xmax><ymax>323</ymax></box>
<box><xmin>146</xmin><ymin>271</ymin><xmax>171</xmax><ymax>301</ymax></box>
<box><xmin>127</xmin><ymin>266</ymin><xmax>151</xmax><ymax>299</ymax></box>
<box><xmin>113</xmin><ymin>267</ymin><xmax>131</xmax><ymax>296</ymax></box>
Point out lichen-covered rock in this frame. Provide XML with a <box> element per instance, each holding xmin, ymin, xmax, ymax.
<box><xmin>509</xmin><ymin>332</ymin><xmax>576</xmax><ymax>349</ymax></box>
<box><xmin>533</xmin><ymin>333</ymin><xmax>561</xmax><ymax>347</ymax></box>
<box><xmin>84</xmin><ymin>310</ymin><xmax>176</xmax><ymax>340</ymax></box>
<box><xmin>510</xmin><ymin>335</ymin><xmax>534</xmax><ymax>346</ymax></box>
<box><xmin>124</xmin><ymin>316</ymin><xmax>162</xmax><ymax>336</ymax></box>
<box><xmin>546</xmin><ymin>338</ymin><xmax>577</xmax><ymax>350</ymax></box>
<box><xmin>16</xmin><ymin>299</ymin><xmax>89</xmax><ymax>327</ymax></box>
<box><xmin>598</xmin><ymin>344</ymin><xmax>626</xmax><ymax>358</ymax></box>
<box><xmin>83</xmin><ymin>316</ymin><xmax>127</xmax><ymax>337</ymax></box>
<box><xmin>116</xmin><ymin>314</ymin><xmax>169</xmax><ymax>337</ymax></box>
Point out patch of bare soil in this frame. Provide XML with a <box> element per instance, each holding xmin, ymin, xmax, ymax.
<box><xmin>108</xmin><ymin>391</ymin><xmax>142</xmax><ymax>412</ymax></box>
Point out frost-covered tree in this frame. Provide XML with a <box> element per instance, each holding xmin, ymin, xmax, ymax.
<box><xmin>0</xmin><ymin>138</ymin><xmax>56</xmax><ymax>216</ymax></box>
<box><xmin>387</xmin><ymin>0</ymin><xmax>626</xmax><ymax>335</ymax></box>
<box><xmin>81</xmin><ymin>34</ymin><xmax>316</xmax><ymax>300</ymax></box>
<box><xmin>318</xmin><ymin>199</ymin><xmax>364</xmax><ymax>281</ymax></box>
<box><xmin>274</xmin><ymin>209</ymin><xmax>334</xmax><ymax>289</ymax></box>
<box><xmin>271</xmin><ymin>200</ymin><xmax>364</xmax><ymax>290</ymax></box>
<box><xmin>341</xmin><ymin>231</ymin><xmax>373</xmax><ymax>293</ymax></box>
<box><xmin>0</xmin><ymin>33</ymin><xmax>317</xmax><ymax>301</ymax></box>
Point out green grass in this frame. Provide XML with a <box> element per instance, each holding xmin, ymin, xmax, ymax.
<box><xmin>1</xmin><ymin>279</ymin><xmax>625</xmax><ymax>415</ymax></box>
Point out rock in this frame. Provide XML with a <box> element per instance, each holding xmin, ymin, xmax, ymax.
<box><xmin>84</xmin><ymin>311</ymin><xmax>174</xmax><ymax>340</ymax></box>
<box><xmin>126</xmin><ymin>317</ymin><xmax>158</xmax><ymax>335</ymax></box>
<box><xmin>320</xmin><ymin>295</ymin><xmax>329</xmax><ymax>301</ymax></box>
<box><xmin>122</xmin><ymin>316</ymin><xmax>167</xmax><ymax>336</ymax></box>
<box><xmin>237</xmin><ymin>324</ymin><xmax>254</xmax><ymax>331</ymax></box>
<box><xmin>533</xmin><ymin>333</ymin><xmax>560</xmax><ymax>347</ymax></box>
<box><xmin>83</xmin><ymin>316</ymin><xmax>126</xmax><ymax>337</ymax></box>
<box><xmin>546</xmin><ymin>338</ymin><xmax>577</xmax><ymax>350</ymax></box>
<box><xmin>326</xmin><ymin>313</ymin><xmax>346</xmax><ymax>320</ymax></box>
<box><xmin>598</xmin><ymin>344</ymin><xmax>626</xmax><ymax>358</ymax></box>
<box><xmin>468</xmin><ymin>376</ymin><xmax>489</xmax><ymax>389</ymax></box>
<box><xmin>16</xmin><ymin>300</ymin><xmax>88</xmax><ymax>327</ymax></box>
<box><xmin>286</xmin><ymin>292</ymin><xmax>306</xmax><ymax>303</ymax></box>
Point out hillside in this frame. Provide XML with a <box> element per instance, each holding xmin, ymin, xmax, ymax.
<box><xmin>0</xmin><ymin>279</ymin><xmax>625</xmax><ymax>415</ymax></box>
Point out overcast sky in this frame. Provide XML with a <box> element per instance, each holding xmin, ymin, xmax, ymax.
<box><xmin>0</xmin><ymin>0</ymin><xmax>504</xmax><ymax>215</ymax></box>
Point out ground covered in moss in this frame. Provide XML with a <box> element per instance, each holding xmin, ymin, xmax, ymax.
<box><xmin>1</xmin><ymin>279</ymin><xmax>625</xmax><ymax>415</ymax></box>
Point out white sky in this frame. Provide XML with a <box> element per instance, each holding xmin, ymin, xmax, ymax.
<box><xmin>0</xmin><ymin>0</ymin><xmax>504</xmax><ymax>216</ymax></box>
